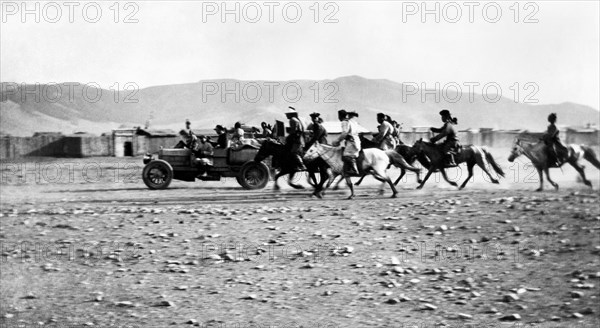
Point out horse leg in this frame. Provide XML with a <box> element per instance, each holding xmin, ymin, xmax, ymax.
<box><xmin>459</xmin><ymin>163</ymin><xmax>475</xmax><ymax>190</ymax></box>
<box><xmin>440</xmin><ymin>169</ymin><xmax>458</xmax><ymax>188</ymax></box>
<box><xmin>333</xmin><ymin>175</ymin><xmax>345</xmax><ymax>190</ymax></box>
<box><xmin>288</xmin><ymin>172</ymin><xmax>305</xmax><ymax>189</ymax></box>
<box><xmin>416</xmin><ymin>169</ymin><xmax>435</xmax><ymax>190</ymax></box>
<box><xmin>476</xmin><ymin>153</ymin><xmax>499</xmax><ymax>184</ymax></box>
<box><xmin>372</xmin><ymin>170</ymin><xmax>397</xmax><ymax>198</ymax></box>
<box><xmin>313</xmin><ymin>169</ymin><xmax>330</xmax><ymax>198</ymax></box>
<box><xmin>570</xmin><ymin>161</ymin><xmax>593</xmax><ymax>188</ymax></box>
<box><xmin>535</xmin><ymin>168</ymin><xmax>544</xmax><ymax>192</ymax></box>
<box><xmin>544</xmin><ymin>167</ymin><xmax>559</xmax><ymax>190</ymax></box>
<box><xmin>354</xmin><ymin>173</ymin><xmax>367</xmax><ymax>186</ymax></box>
<box><xmin>345</xmin><ymin>175</ymin><xmax>355</xmax><ymax>199</ymax></box>
<box><xmin>273</xmin><ymin>171</ymin><xmax>286</xmax><ymax>191</ymax></box>
<box><xmin>394</xmin><ymin>169</ymin><xmax>406</xmax><ymax>185</ymax></box>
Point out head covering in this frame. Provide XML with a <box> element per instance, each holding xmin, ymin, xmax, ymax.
<box><xmin>285</xmin><ymin>106</ymin><xmax>298</xmax><ymax>117</ymax></box>
<box><xmin>377</xmin><ymin>113</ymin><xmax>385</xmax><ymax>118</ymax></box>
<box><xmin>198</xmin><ymin>135</ymin><xmax>206</xmax><ymax>139</ymax></box>
<box><xmin>309</xmin><ymin>112</ymin><xmax>321</xmax><ymax>118</ymax></box>
<box><xmin>214</xmin><ymin>124</ymin><xmax>225</xmax><ymax>131</ymax></box>
<box><xmin>548</xmin><ymin>113</ymin><xmax>557</xmax><ymax>122</ymax></box>
<box><xmin>185</xmin><ymin>119</ymin><xmax>191</xmax><ymax>124</ymax></box>
<box><xmin>338</xmin><ymin>109</ymin><xmax>348</xmax><ymax>117</ymax></box>
<box><xmin>179</xmin><ymin>129</ymin><xmax>190</xmax><ymax>136</ymax></box>
<box><xmin>348</xmin><ymin>111</ymin><xmax>359</xmax><ymax>118</ymax></box>
<box><xmin>439</xmin><ymin>109</ymin><xmax>451</xmax><ymax>117</ymax></box>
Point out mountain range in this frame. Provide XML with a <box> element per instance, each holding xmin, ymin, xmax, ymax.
<box><xmin>1</xmin><ymin>76</ymin><xmax>598</xmax><ymax>136</ymax></box>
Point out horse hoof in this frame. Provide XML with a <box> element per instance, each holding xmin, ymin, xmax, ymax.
<box><xmin>492</xmin><ymin>180</ymin><xmax>499</xmax><ymax>184</ymax></box>
<box><xmin>535</xmin><ymin>188</ymin><xmax>543</xmax><ymax>192</ymax></box>
<box><xmin>347</xmin><ymin>195</ymin><xmax>355</xmax><ymax>200</ymax></box>
<box><xmin>390</xmin><ymin>194</ymin><xmax>397</xmax><ymax>198</ymax></box>
<box><xmin>416</xmin><ymin>186</ymin><xmax>423</xmax><ymax>190</ymax></box>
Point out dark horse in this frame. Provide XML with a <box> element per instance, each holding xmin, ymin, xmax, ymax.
<box><xmin>413</xmin><ymin>138</ymin><xmax>505</xmax><ymax>190</ymax></box>
<box><xmin>254</xmin><ymin>139</ymin><xmax>330</xmax><ymax>197</ymax></box>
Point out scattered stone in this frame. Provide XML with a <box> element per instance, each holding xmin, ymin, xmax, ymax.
<box><xmin>115</xmin><ymin>301</ymin><xmax>134</xmax><ymax>307</ymax></box>
<box><xmin>421</xmin><ymin>303</ymin><xmax>437</xmax><ymax>311</ymax></box>
<box><xmin>499</xmin><ymin>314</ymin><xmax>521</xmax><ymax>321</ymax></box>
<box><xmin>503</xmin><ymin>293</ymin><xmax>520</xmax><ymax>302</ymax></box>
<box><xmin>570</xmin><ymin>291</ymin><xmax>584</xmax><ymax>298</ymax></box>
<box><xmin>156</xmin><ymin>300</ymin><xmax>175</xmax><ymax>307</ymax></box>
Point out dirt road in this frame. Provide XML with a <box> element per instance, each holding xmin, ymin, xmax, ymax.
<box><xmin>1</xmin><ymin>154</ymin><xmax>599</xmax><ymax>327</ymax></box>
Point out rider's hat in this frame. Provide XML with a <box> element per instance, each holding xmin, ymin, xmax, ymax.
<box><xmin>377</xmin><ymin>112</ymin><xmax>385</xmax><ymax>118</ymax></box>
<box><xmin>285</xmin><ymin>106</ymin><xmax>298</xmax><ymax>117</ymax></box>
<box><xmin>214</xmin><ymin>124</ymin><xmax>225</xmax><ymax>131</ymax></box>
<box><xmin>439</xmin><ymin>109</ymin><xmax>451</xmax><ymax>117</ymax></box>
<box><xmin>338</xmin><ymin>109</ymin><xmax>348</xmax><ymax>117</ymax></box>
<box><xmin>309</xmin><ymin>112</ymin><xmax>321</xmax><ymax>118</ymax></box>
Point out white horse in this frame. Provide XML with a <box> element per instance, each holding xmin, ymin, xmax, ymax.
<box><xmin>303</xmin><ymin>142</ymin><xmax>399</xmax><ymax>199</ymax></box>
<box><xmin>508</xmin><ymin>138</ymin><xmax>600</xmax><ymax>191</ymax></box>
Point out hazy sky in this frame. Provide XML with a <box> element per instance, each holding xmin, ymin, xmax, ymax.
<box><xmin>1</xmin><ymin>0</ymin><xmax>599</xmax><ymax>109</ymax></box>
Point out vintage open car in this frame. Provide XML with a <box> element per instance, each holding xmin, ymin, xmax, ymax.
<box><xmin>141</xmin><ymin>145</ymin><xmax>270</xmax><ymax>190</ymax></box>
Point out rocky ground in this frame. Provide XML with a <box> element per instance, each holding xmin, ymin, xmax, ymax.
<box><xmin>0</xmin><ymin>154</ymin><xmax>599</xmax><ymax>328</ymax></box>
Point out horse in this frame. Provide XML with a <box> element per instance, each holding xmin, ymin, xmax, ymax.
<box><xmin>254</xmin><ymin>139</ymin><xmax>330</xmax><ymax>197</ymax></box>
<box><xmin>508</xmin><ymin>138</ymin><xmax>600</xmax><ymax>191</ymax></box>
<box><xmin>303</xmin><ymin>142</ymin><xmax>399</xmax><ymax>199</ymax></box>
<box><xmin>329</xmin><ymin>135</ymin><xmax>425</xmax><ymax>189</ymax></box>
<box><xmin>412</xmin><ymin>139</ymin><xmax>505</xmax><ymax>190</ymax></box>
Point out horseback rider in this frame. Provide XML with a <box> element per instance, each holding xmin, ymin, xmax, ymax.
<box><xmin>392</xmin><ymin>120</ymin><xmax>404</xmax><ymax>145</ymax></box>
<box><xmin>285</xmin><ymin>106</ymin><xmax>307</xmax><ymax>171</ymax></box>
<box><xmin>333</xmin><ymin>109</ymin><xmax>361</xmax><ymax>176</ymax></box>
<box><xmin>430</xmin><ymin>109</ymin><xmax>460</xmax><ymax>167</ymax></box>
<box><xmin>306</xmin><ymin>112</ymin><xmax>328</xmax><ymax>150</ymax></box>
<box><xmin>542</xmin><ymin>113</ymin><xmax>566</xmax><ymax>166</ymax></box>
<box><xmin>373</xmin><ymin>113</ymin><xmax>396</xmax><ymax>150</ymax></box>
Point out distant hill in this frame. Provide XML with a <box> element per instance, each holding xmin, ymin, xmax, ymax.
<box><xmin>1</xmin><ymin>76</ymin><xmax>598</xmax><ymax>136</ymax></box>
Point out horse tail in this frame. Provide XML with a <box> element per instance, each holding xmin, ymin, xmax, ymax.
<box><xmin>386</xmin><ymin>151</ymin><xmax>419</xmax><ymax>172</ymax></box>
<box><xmin>582</xmin><ymin>146</ymin><xmax>600</xmax><ymax>169</ymax></box>
<box><xmin>482</xmin><ymin>146</ymin><xmax>505</xmax><ymax>177</ymax></box>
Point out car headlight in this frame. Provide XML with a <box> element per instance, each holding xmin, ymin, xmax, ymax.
<box><xmin>143</xmin><ymin>153</ymin><xmax>152</xmax><ymax>164</ymax></box>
